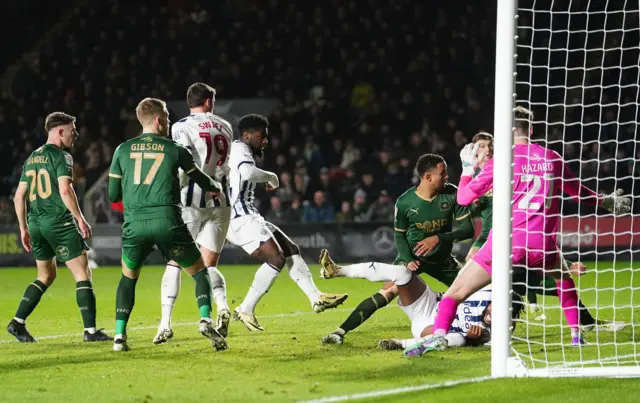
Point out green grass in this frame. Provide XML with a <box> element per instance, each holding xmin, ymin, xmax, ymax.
<box><xmin>0</xmin><ymin>261</ymin><xmax>639</xmax><ymax>402</ymax></box>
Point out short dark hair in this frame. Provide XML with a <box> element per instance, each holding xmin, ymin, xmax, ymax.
<box><xmin>415</xmin><ymin>154</ymin><xmax>445</xmax><ymax>177</ymax></box>
<box><xmin>238</xmin><ymin>114</ymin><xmax>269</xmax><ymax>134</ymax></box>
<box><xmin>514</xmin><ymin>105</ymin><xmax>533</xmax><ymax>132</ymax></box>
<box><xmin>44</xmin><ymin>112</ymin><xmax>76</xmax><ymax>132</ymax></box>
<box><xmin>186</xmin><ymin>82</ymin><xmax>216</xmax><ymax>108</ymax></box>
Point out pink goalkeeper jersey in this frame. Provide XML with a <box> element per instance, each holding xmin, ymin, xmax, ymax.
<box><xmin>458</xmin><ymin>143</ymin><xmax>601</xmax><ymax>251</ymax></box>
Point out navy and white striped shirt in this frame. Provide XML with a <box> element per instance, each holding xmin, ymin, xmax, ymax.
<box><xmin>450</xmin><ymin>288</ymin><xmax>491</xmax><ymax>336</ymax></box>
<box><xmin>228</xmin><ymin>140</ymin><xmax>261</xmax><ymax>218</ymax></box>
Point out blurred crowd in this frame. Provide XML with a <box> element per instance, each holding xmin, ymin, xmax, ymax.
<box><xmin>0</xmin><ymin>0</ymin><xmax>637</xmax><ymax>224</ymax></box>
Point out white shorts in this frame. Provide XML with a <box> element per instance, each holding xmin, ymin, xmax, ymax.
<box><xmin>182</xmin><ymin>206</ymin><xmax>231</xmax><ymax>254</ymax></box>
<box><xmin>397</xmin><ymin>284</ymin><xmax>439</xmax><ymax>339</ymax></box>
<box><xmin>226</xmin><ymin>214</ymin><xmax>282</xmax><ymax>254</ymax></box>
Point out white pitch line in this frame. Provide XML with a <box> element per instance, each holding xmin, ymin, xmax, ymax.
<box><xmin>297</xmin><ymin>376</ymin><xmax>493</xmax><ymax>403</ymax></box>
<box><xmin>0</xmin><ymin>307</ymin><xmax>353</xmax><ymax>345</ymax></box>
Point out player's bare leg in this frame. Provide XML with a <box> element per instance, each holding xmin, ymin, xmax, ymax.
<box><xmin>65</xmin><ymin>252</ymin><xmax>111</xmax><ymax>342</ymax></box>
<box><xmin>8</xmin><ymin>258</ymin><xmax>57</xmax><ymax>343</ymax></box>
<box><xmin>182</xmin><ymin>257</ymin><xmax>227</xmax><ymax>351</ymax></box>
<box><xmin>273</xmin><ymin>230</ymin><xmax>347</xmax><ymax>313</ymax></box>
<box><xmin>200</xmin><ymin>248</ymin><xmax>231</xmax><ymax>338</ymax></box>
<box><xmin>234</xmin><ymin>239</ymin><xmax>285</xmax><ymax>331</ymax></box>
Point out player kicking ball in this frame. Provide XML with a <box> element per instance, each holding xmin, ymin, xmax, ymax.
<box><xmin>8</xmin><ymin>112</ymin><xmax>112</xmax><ymax>343</ymax></box>
<box><xmin>108</xmin><ymin>98</ymin><xmax>226</xmax><ymax>352</ymax></box>
<box><xmin>467</xmin><ymin>132</ymin><xmax>625</xmax><ymax>331</ymax></box>
<box><xmin>405</xmin><ymin>106</ymin><xmax>631</xmax><ymax>357</ymax></box>
<box><xmin>153</xmin><ymin>83</ymin><xmax>233</xmax><ymax>344</ymax></box>
<box><xmin>226</xmin><ymin>114</ymin><xmax>348</xmax><ymax>331</ymax></box>
<box><xmin>321</xmin><ymin>154</ymin><xmax>474</xmax><ymax>344</ymax></box>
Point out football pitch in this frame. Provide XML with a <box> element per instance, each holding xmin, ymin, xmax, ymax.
<box><xmin>1</xmin><ymin>261</ymin><xmax>640</xmax><ymax>402</ymax></box>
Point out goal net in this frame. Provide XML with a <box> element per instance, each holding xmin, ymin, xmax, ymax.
<box><xmin>493</xmin><ymin>0</ymin><xmax>640</xmax><ymax>377</ymax></box>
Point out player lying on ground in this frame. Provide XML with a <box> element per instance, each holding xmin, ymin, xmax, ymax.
<box><xmin>321</xmin><ymin>154</ymin><xmax>474</xmax><ymax>344</ymax></box>
<box><xmin>319</xmin><ymin>249</ymin><xmax>523</xmax><ymax>352</ymax></box>
<box><xmin>467</xmin><ymin>132</ymin><xmax>624</xmax><ymax>331</ymax></box>
<box><xmin>154</xmin><ymin>83</ymin><xmax>233</xmax><ymax>344</ymax></box>
<box><xmin>8</xmin><ymin>112</ymin><xmax>112</xmax><ymax>343</ymax></box>
<box><xmin>226</xmin><ymin>114</ymin><xmax>348</xmax><ymax>331</ymax></box>
<box><xmin>405</xmin><ymin>106</ymin><xmax>632</xmax><ymax>357</ymax></box>
<box><xmin>108</xmin><ymin>97</ymin><xmax>226</xmax><ymax>352</ymax></box>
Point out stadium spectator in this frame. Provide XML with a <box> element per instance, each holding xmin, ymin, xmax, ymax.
<box><xmin>265</xmin><ymin>196</ymin><xmax>288</xmax><ymax>225</ymax></box>
<box><xmin>351</xmin><ymin>189</ymin><xmax>370</xmax><ymax>222</ymax></box>
<box><xmin>303</xmin><ymin>191</ymin><xmax>335</xmax><ymax>223</ymax></box>
<box><xmin>0</xmin><ymin>0</ymin><xmax>634</xmax><ymax>222</ymax></box>
<box><xmin>365</xmin><ymin>190</ymin><xmax>394</xmax><ymax>222</ymax></box>
<box><xmin>286</xmin><ymin>197</ymin><xmax>304</xmax><ymax>222</ymax></box>
<box><xmin>335</xmin><ymin>201</ymin><xmax>353</xmax><ymax>223</ymax></box>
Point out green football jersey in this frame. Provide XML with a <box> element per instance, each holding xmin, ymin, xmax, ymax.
<box><xmin>19</xmin><ymin>144</ymin><xmax>74</xmax><ymax>224</ymax></box>
<box><xmin>394</xmin><ymin>183</ymin><xmax>470</xmax><ymax>263</ymax></box>
<box><xmin>109</xmin><ymin>133</ymin><xmax>196</xmax><ymax>222</ymax></box>
<box><xmin>469</xmin><ymin>168</ymin><xmax>493</xmax><ymax>247</ymax></box>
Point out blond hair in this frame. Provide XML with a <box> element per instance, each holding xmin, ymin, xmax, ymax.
<box><xmin>136</xmin><ymin>98</ymin><xmax>167</xmax><ymax>125</ymax></box>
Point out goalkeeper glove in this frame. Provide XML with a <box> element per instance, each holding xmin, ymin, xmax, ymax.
<box><xmin>460</xmin><ymin>143</ymin><xmax>479</xmax><ymax>177</ymax></box>
<box><xmin>601</xmin><ymin>189</ymin><xmax>632</xmax><ymax>216</ymax></box>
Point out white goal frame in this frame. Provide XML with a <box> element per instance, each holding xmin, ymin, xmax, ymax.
<box><xmin>491</xmin><ymin>0</ymin><xmax>640</xmax><ymax>378</ymax></box>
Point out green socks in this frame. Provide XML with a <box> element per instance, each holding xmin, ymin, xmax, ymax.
<box><xmin>76</xmin><ymin>280</ymin><xmax>97</xmax><ymax>329</ymax></box>
<box><xmin>115</xmin><ymin>275</ymin><xmax>138</xmax><ymax>336</ymax></box>
<box><xmin>14</xmin><ymin>280</ymin><xmax>48</xmax><ymax>322</ymax></box>
<box><xmin>192</xmin><ymin>269</ymin><xmax>212</xmax><ymax>319</ymax></box>
<box><xmin>338</xmin><ymin>292</ymin><xmax>389</xmax><ymax>334</ymax></box>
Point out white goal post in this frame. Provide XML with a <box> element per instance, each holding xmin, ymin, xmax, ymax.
<box><xmin>492</xmin><ymin>0</ymin><xmax>640</xmax><ymax>378</ymax></box>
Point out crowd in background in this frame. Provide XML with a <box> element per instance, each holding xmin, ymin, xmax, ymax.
<box><xmin>0</xmin><ymin>0</ymin><xmax>637</xmax><ymax>224</ymax></box>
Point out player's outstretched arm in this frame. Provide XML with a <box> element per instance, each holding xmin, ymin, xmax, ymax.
<box><xmin>238</xmin><ymin>162</ymin><xmax>279</xmax><ymax>189</ymax></box>
<box><xmin>559</xmin><ymin>159</ymin><xmax>631</xmax><ymax>215</ymax></box>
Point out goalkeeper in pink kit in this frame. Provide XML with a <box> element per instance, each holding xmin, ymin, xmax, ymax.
<box><xmin>405</xmin><ymin>106</ymin><xmax>631</xmax><ymax>356</ymax></box>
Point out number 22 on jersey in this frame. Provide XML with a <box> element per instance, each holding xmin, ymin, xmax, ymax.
<box><xmin>517</xmin><ymin>173</ymin><xmax>554</xmax><ymax>211</ymax></box>
<box><xmin>130</xmin><ymin>152</ymin><xmax>164</xmax><ymax>185</ymax></box>
<box><xmin>199</xmin><ymin>132</ymin><xmax>229</xmax><ymax>166</ymax></box>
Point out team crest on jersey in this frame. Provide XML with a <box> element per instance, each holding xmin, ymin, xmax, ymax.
<box><xmin>439</xmin><ymin>201</ymin><xmax>451</xmax><ymax>211</ymax></box>
<box><xmin>56</xmin><ymin>246</ymin><xmax>70</xmax><ymax>259</ymax></box>
<box><xmin>170</xmin><ymin>246</ymin><xmax>184</xmax><ymax>257</ymax></box>
<box><xmin>140</xmin><ymin>136</ymin><xmax>153</xmax><ymax>142</ymax></box>
<box><xmin>64</xmin><ymin>154</ymin><xmax>73</xmax><ymax>168</ymax></box>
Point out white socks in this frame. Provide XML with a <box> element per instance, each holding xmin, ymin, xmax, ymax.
<box><xmin>286</xmin><ymin>255</ymin><xmax>322</xmax><ymax>303</ymax></box>
<box><xmin>159</xmin><ymin>264</ymin><xmax>181</xmax><ymax>329</ymax></box>
<box><xmin>339</xmin><ymin>262</ymin><xmax>413</xmax><ymax>286</ymax></box>
<box><xmin>207</xmin><ymin>266</ymin><xmax>229</xmax><ymax>313</ymax></box>
<box><xmin>239</xmin><ymin>263</ymin><xmax>281</xmax><ymax>313</ymax></box>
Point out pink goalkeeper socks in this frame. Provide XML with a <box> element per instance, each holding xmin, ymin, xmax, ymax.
<box><xmin>433</xmin><ymin>297</ymin><xmax>460</xmax><ymax>335</ymax></box>
<box><xmin>556</xmin><ymin>278</ymin><xmax>580</xmax><ymax>331</ymax></box>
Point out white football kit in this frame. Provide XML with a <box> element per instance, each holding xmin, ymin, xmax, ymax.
<box><xmin>171</xmin><ymin>112</ymin><xmax>233</xmax><ymax>253</ymax></box>
<box><xmin>398</xmin><ymin>286</ymin><xmax>491</xmax><ymax>339</ymax></box>
<box><xmin>226</xmin><ymin>140</ymin><xmax>283</xmax><ymax>254</ymax></box>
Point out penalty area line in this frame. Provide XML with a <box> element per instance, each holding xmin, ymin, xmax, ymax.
<box><xmin>297</xmin><ymin>376</ymin><xmax>493</xmax><ymax>403</ymax></box>
<box><xmin>0</xmin><ymin>307</ymin><xmax>354</xmax><ymax>344</ymax></box>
